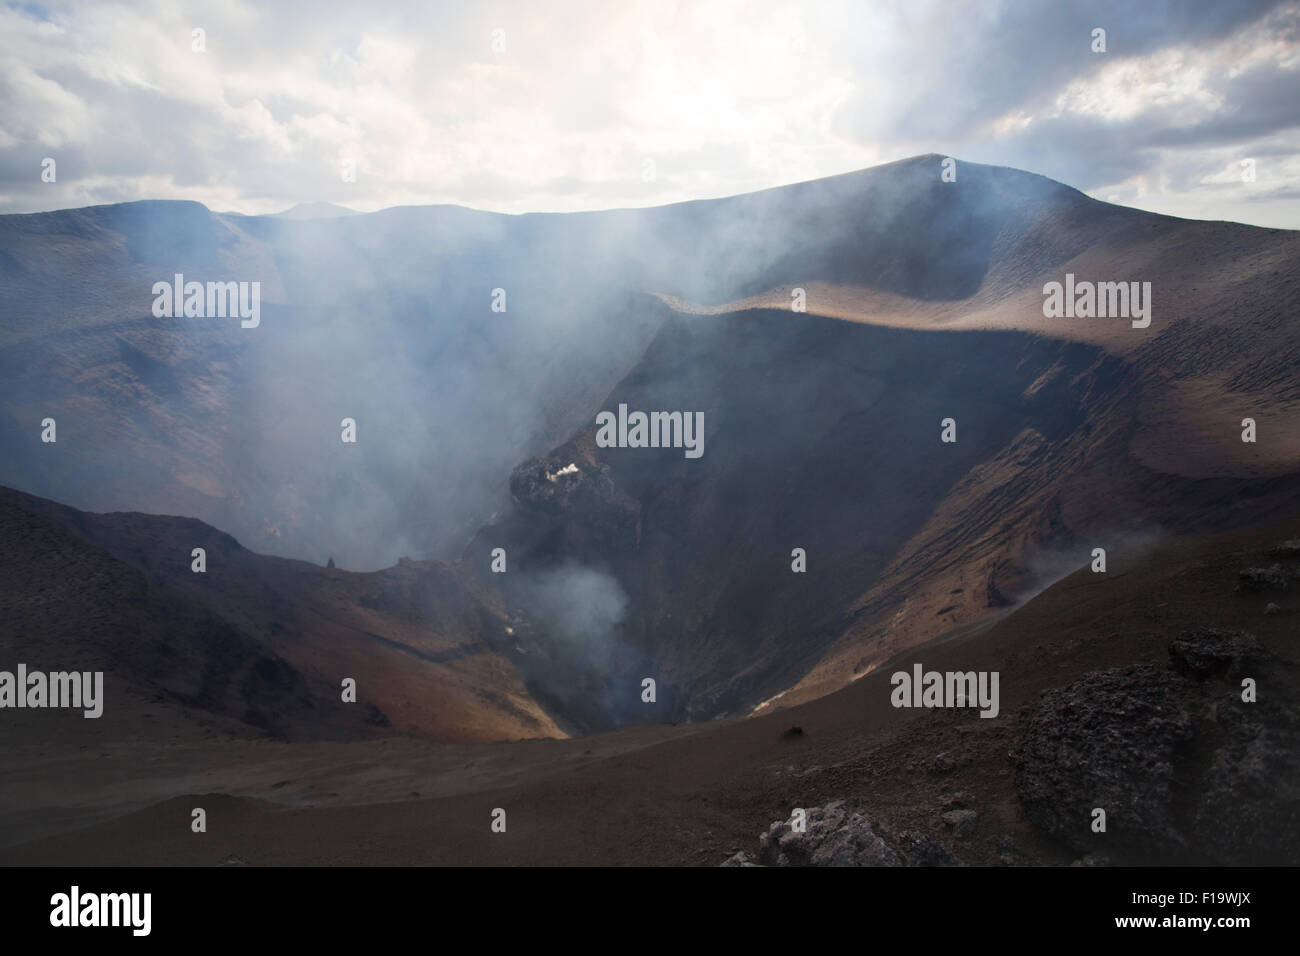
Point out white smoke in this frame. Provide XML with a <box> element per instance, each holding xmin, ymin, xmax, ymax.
<box><xmin>546</xmin><ymin>463</ymin><xmax>580</xmax><ymax>482</ymax></box>
<box><xmin>1017</xmin><ymin>525</ymin><xmax>1168</xmax><ymax>605</ymax></box>
<box><xmin>515</xmin><ymin>563</ymin><xmax>628</xmax><ymax>667</ymax></box>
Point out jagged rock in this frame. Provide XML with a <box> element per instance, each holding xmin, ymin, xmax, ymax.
<box><xmin>895</xmin><ymin>830</ymin><xmax>964</xmax><ymax>866</ymax></box>
<box><xmin>1237</xmin><ymin>564</ymin><xmax>1291</xmax><ymax>592</ymax></box>
<box><xmin>1014</xmin><ymin>663</ymin><xmax>1192</xmax><ymax>856</ymax></box>
<box><xmin>1268</xmin><ymin>540</ymin><xmax>1300</xmax><ymax>557</ymax></box>
<box><xmin>1264</xmin><ymin>602</ymin><xmax>1285</xmax><ymax>615</ymax></box>
<box><xmin>508</xmin><ymin>457</ymin><xmax>586</xmax><ymax>514</ymax></box>
<box><xmin>1015</xmin><ymin>642</ymin><xmax>1300</xmax><ymax>864</ymax></box>
<box><xmin>1169</xmin><ymin>628</ymin><xmax>1262</xmax><ymax>679</ymax></box>
<box><xmin>756</xmin><ymin>801</ymin><xmax>902</xmax><ymax>867</ymax></box>
<box><xmin>720</xmin><ymin>851</ymin><xmax>758</xmax><ymax>867</ymax></box>
<box><xmin>941</xmin><ymin>808</ymin><xmax>979</xmax><ymax>837</ymax></box>
<box><xmin>506</xmin><ymin>456</ymin><xmax>640</xmax><ymax>553</ymax></box>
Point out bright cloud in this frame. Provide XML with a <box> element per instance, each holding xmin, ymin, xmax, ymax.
<box><xmin>0</xmin><ymin>0</ymin><xmax>1297</xmax><ymax>226</ymax></box>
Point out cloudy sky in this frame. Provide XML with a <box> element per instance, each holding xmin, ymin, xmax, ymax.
<box><xmin>2</xmin><ymin>0</ymin><xmax>1299</xmax><ymax>225</ymax></box>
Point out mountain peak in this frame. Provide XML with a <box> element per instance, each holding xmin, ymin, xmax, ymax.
<box><xmin>270</xmin><ymin>201</ymin><xmax>359</xmax><ymax>220</ymax></box>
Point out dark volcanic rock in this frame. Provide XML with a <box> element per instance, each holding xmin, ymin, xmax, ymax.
<box><xmin>931</xmin><ymin>751</ymin><xmax>965</xmax><ymax>773</ymax></box>
<box><xmin>1189</xmin><ymin>685</ymin><xmax>1300</xmax><ymax>865</ymax></box>
<box><xmin>1237</xmin><ymin>564</ymin><xmax>1291</xmax><ymax>592</ymax></box>
<box><xmin>1015</xmin><ymin>628</ymin><xmax>1300</xmax><ymax>864</ymax></box>
<box><xmin>1169</xmin><ymin>627</ymin><xmax>1262</xmax><ymax>679</ymax></box>
<box><xmin>506</xmin><ymin>457</ymin><xmax>640</xmax><ymax>555</ymax></box>
<box><xmin>1014</xmin><ymin>663</ymin><xmax>1193</xmax><ymax>857</ymax></box>
<box><xmin>895</xmin><ymin>830</ymin><xmax>965</xmax><ymax>866</ymax></box>
<box><xmin>720</xmin><ymin>851</ymin><xmax>757</xmax><ymax>867</ymax></box>
<box><xmin>941</xmin><ymin>808</ymin><xmax>979</xmax><ymax>838</ymax></box>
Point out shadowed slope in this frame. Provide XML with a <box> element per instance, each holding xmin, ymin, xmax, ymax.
<box><xmin>0</xmin><ymin>486</ymin><xmax>562</xmax><ymax>746</ymax></box>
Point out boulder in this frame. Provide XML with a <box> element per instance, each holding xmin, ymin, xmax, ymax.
<box><xmin>1237</xmin><ymin>564</ymin><xmax>1291</xmax><ymax>592</ymax></box>
<box><xmin>1169</xmin><ymin>627</ymin><xmax>1262</xmax><ymax>679</ymax></box>
<box><xmin>756</xmin><ymin>801</ymin><xmax>902</xmax><ymax>867</ymax></box>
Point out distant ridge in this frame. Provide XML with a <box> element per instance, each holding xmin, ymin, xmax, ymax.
<box><xmin>269</xmin><ymin>201</ymin><xmax>359</xmax><ymax>220</ymax></box>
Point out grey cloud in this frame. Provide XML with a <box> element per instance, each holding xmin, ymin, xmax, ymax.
<box><xmin>831</xmin><ymin>0</ymin><xmax>1287</xmax><ymax>143</ymax></box>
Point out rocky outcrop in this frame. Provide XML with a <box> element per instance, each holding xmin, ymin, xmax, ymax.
<box><xmin>1014</xmin><ymin>663</ymin><xmax>1193</xmax><ymax>857</ymax></box>
<box><xmin>1013</xmin><ymin>627</ymin><xmax>1297</xmax><ymax>864</ymax></box>
<box><xmin>507</xmin><ymin>456</ymin><xmax>640</xmax><ymax>556</ymax></box>
<box><xmin>757</xmin><ymin>802</ymin><xmax>903</xmax><ymax>867</ymax></box>
<box><xmin>723</xmin><ymin>800</ymin><xmax>965</xmax><ymax>867</ymax></box>
<box><xmin>1237</xmin><ymin>564</ymin><xmax>1291</xmax><ymax>592</ymax></box>
<box><xmin>1169</xmin><ymin>627</ymin><xmax>1261</xmax><ymax>679</ymax></box>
